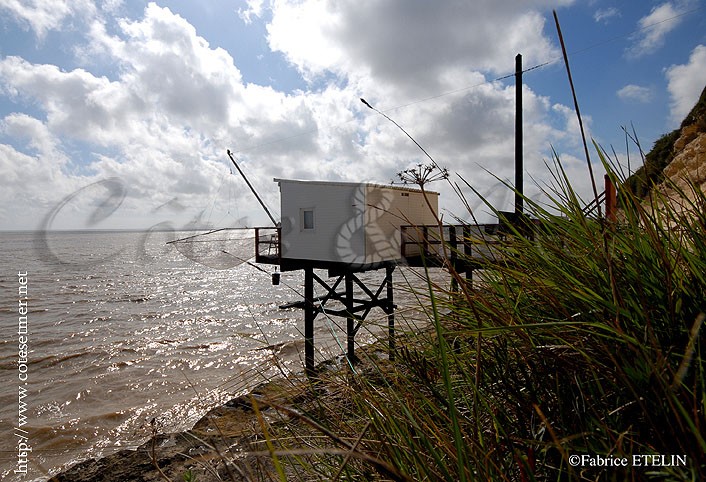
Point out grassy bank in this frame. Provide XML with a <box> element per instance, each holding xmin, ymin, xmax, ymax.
<box><xmin>250</xmin><ymin>154</ymin><xmax>705</xmax><ymax>481</ymax></box>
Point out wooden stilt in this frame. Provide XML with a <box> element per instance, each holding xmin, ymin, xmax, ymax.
<box><xmin>304</xmin><ymin>267</ymin><xmax>315</xmax><ymax>377</ymax></box>
<box><xmin>449</xmin><ymin>225</ymin><xmax>458</xmax><ymax>292</ymax></box>
<box><xmin>345</xmin><ymin>273</ymin><xmax>355</xmax><ymax>363</ymax></box>
<box><xmin>463</xmin><ymin>225</ymin><xmax>473</xmax><ymax>286</ymax></box>
<box><xmin>386</xmin><ymin>265</ymin><xmax>395</xmax><ymax>360</ymax></box>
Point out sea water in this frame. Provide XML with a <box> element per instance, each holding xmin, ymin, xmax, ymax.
<box><xmin>0</xmin><ymin>230</ymin><xmax>403</xmax><ymax>480</ymax></box>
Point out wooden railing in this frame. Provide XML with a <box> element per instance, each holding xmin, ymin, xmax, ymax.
<box><xmin>400</xmin><ymin>223</ymin><xmax>503</xmax><ymax>268</ymax></box>
<box><xmin>254</xmin><ymin>227</ymin><xmax>281</xmax><ymax>264</ymax></box>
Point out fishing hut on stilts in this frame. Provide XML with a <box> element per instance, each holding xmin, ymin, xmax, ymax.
<box><xmin>171</xmin><ymin>150</ymin><xmax>448</xmax><ymax>377</ymax></box>
<box><xmin>255</xmin><ymin>178</ymin><xmax>441</xmax><ymax>377</ymax></box>
<box><xmin>171</xmin><ymin>53</ymin><xmax>619</xmax><ymax>378</ymax></box>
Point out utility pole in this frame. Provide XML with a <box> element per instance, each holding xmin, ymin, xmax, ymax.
<box><xmin>515</xmin><ymin>53</ymin><xmax>523</xmax><ymax>216</ymax></box>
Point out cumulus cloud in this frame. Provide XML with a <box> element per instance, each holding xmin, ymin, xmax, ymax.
<box><xmin>0</xmin><ymin>0</ymin><xmax>98</xmax><ymax>39</ymax></box>
<box><xmin>617</xmin><ymin>84</ymin><xmax>654</xmax><ymax>103</ymax></box>
<box><xmin>0</xmin><ymin>4</ymin><xmax>254</xmax><ymax>228</ymax></box>
<box><xmin>237</xmin><ymin>0</ymin><xmax>266</xmax><ymax>24</ymax></box>
<box><xmin>0</xmin><ymin>0</ymin><xmax>591</xmax><ymax>229</ymax></box>
<box><xmin>0</xmin><ymin>3</ymin><xmax>349</xmax><ymax>228</ymax></box>
<box><xmin>666</xmin><ymin>44</ymin><xmax>706</xmax><ymax>124</ymax></box>
<box><xmin>594</xmin><ymin>7</ymin><xmax>620</xmax><ymax>24</ymax></box>
<box><xmin>0</xmin><ymin>113</ymin><xmax>89</xmax><ymax>226</ymax></box>
<box><xmin>256</xmin><ymin>0</ymin><xmax>592</xmax><ymax>214</ymax></box>
<box><xmin>266</xmin><ymin>0</ymin><xmax>569</xmax><ymax>95</ymax></box>
<box><xmin>0</xmin><ymin>56</ymin><xmax>136</xmax><ymax>144</ymax></box>
<box><xmin>627</xmin><ymin>1</ymin><xmax>689</xmax><ymax>57</ymax></box>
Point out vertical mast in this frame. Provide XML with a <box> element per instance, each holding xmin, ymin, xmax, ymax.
<box><xmin>515</xmin><ymin>53</ymin><xmax>523</xmax><ymax>216</ymax></box>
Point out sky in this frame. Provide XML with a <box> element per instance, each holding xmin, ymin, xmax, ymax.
<box><xmin>0</xmin><ymin>0</ymin><xmax>705</xmax><ymax>231</ymax></box>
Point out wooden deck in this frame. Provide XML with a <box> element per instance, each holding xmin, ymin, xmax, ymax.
<box><xmin>254</xmin><ymin>220</ymin><xmax>513</xmax><ymax>275</ymax></box>
<box><xmin>399</xmin><ymin>223</ymin><xmax>503</xmax><ymax>271</ymax></box>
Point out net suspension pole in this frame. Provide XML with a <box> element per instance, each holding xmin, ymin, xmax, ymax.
<box><xmin>515</xmin><ymin>53</ymin><xmax>523</xmax><ymax>216</ymax></box>
<box><xmin>227</xmin><ymin>149</ymin><xmax>278</xmax><ymax>227</ymax></box>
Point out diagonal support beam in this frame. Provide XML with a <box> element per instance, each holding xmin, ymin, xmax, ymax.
<box><xmin>299</xmin><ymin>266</ymin><xmax>396</xmax><ymax>376</ymax></box>
<box><xmin>312</xmin><ymin>272</ymin><xmax>345</xmax><ymax>305</ymax></box>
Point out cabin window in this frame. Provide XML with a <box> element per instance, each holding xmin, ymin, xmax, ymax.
<box><xmin>302</xmin><ymin>209</ymin><xmax>315</xmax><ymax>230</ymax></box>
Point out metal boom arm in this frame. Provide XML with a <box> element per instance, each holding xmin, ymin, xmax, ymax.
<box><xmin>227</xmin><ymin>149</ymin><xmax>278</xmax><ymax>227</ymax></box>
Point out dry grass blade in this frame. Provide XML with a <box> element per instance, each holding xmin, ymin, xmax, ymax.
<box><xmin>251</xmin><ymin>395</ymin><xmax>414</xmax><ymax>482</ymax></box>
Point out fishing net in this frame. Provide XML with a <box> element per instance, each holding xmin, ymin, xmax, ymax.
<box><xmin>169</xmin><ymin>228</ymin><xmax>256</xmax><ymax>270</ymax></box>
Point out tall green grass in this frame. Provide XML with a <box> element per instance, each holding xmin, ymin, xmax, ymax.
<box><xmin>248</xmin><ymin>147</ymin><xmax>705</xmax><ymax>481</ymax></box>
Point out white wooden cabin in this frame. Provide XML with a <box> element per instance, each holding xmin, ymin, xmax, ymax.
<box><xmin>268</xmin><ymin>179</ymin><xmax>438</xmax><ymax>271</ymax></box>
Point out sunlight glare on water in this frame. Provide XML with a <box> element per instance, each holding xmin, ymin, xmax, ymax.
<box><xmin>0</xmin><ymin>229</ymin><xmax>415</xmax><ymax>480</ymax></box>
<box><xmin>0</xmin><ymin>230</ymin><xmax>304</xmax><ymax>480</ymax></box>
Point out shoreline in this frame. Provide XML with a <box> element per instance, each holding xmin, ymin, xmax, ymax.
<box><xmin>40</xmin><ymin>273</ymin><xmax>435</xmax><ymax>482</ymax></box>
<box><xmin>48</xmin><ymin>340</ymin><xmax>397</xmax><ymax>482</ymax></box>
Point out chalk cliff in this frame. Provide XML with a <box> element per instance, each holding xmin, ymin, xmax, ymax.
<box><xmin>628</xmin><ymin>84</ymin><xmax>706</xmax><ymax>210</ymax></box>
